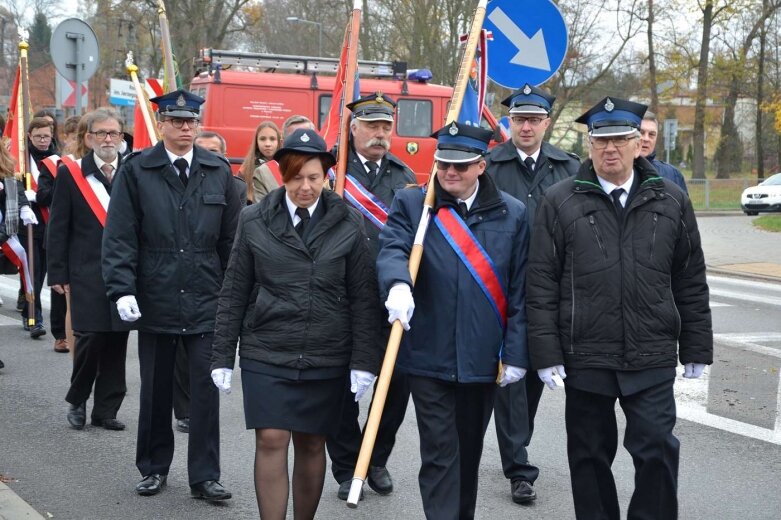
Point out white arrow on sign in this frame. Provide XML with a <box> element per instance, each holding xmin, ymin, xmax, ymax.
<box><xmin>488</xmin><ymin>7</ymin><xmax>551</xmax><ymax>71</ymax></box>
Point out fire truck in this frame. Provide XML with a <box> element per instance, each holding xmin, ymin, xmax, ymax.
<box><xmin>190</xmin><ymin>49</ymin><xmax>504</xmax><ymax>180</ymax></box>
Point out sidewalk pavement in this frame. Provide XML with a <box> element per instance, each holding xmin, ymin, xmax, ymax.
<box><xmin>0</xmin><ymin>483</ymin><xmax>45</xmax><ymax>520</ymax></box>
<box><xmin>696</xmin><ymin>213</ymin><xmax>781</xmax><ymax>282</ymax></box>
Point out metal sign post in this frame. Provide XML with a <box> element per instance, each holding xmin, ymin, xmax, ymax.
<box><xmin>664</xmin><ymin>118</ymin><xmax>678</xmax><ymax>163</ymax></box>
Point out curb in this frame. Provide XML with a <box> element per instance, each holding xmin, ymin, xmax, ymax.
<box><xmin>0</xmin><ymin>482</ymin><xmax>45</xmax><ymax>520</ymax></box>
<box><xmin>707</xmin><ymin>266</ymin><xmax>781</xmax><ymax>284</ymax></box>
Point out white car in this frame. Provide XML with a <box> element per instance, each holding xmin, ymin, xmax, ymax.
<box><xmin>741</xmin><ymin>172</ymin><xmax>781</xmax><ymax>215</ymax></box>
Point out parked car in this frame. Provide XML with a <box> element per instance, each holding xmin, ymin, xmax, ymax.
<box><xmin>741</xmin><ymin>173</ymin><xmax>781</xmax><ymax>215</ymax></box>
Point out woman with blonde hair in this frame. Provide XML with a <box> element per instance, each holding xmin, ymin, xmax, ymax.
<box><xmin>239</xmin><ymin>121</ymin><xmax>281</xmax><ymax>203</ymax></box>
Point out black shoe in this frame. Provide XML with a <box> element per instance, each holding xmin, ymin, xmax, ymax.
<box><xmin>511</xmin><ymin>479</ymin><xmax>537</xmax><ymax>504</ymax></box>
<box><xmin>367</xmin><ymin>466</ymin><xmax>393</xmax><ymax>495</ymax></box>
<box><xmin>0</xmin><ymin>359</ymin><xmax>4</xmax><ymax>369</ymax></box>
<box><xmin>30</xmin><ymin>323</ymin><xmax>46</xmax><ymax>339</ymax></box>
<box><xmin>175</xmin><ymin>418</ymin><xmax>190</xmax><ymax>433</ymax></box>
<box><xmin>337</xmin><ymin>480</ymin><xmax>363</xmax><ymax>501</ymax></box>
<box><xmin>92</xmin><ymin>417</ymin><xmax>126</xmax><ymax>431</ymax></box>
<box><xmin>22</xmin><ymin>317</ymin><xmax>30</xmax><ymax>332</ymax></box>
<box><xmin>67</xmin><ymin>403</ymin><xmax>86</xmax><ymax>430</ymax></box>
<box><xmin>16</xmin><ymin>292</ymin><xmax>25</xmax><ymax>312</ymax></box>
<box><xmin>190</xmin><ymin>480</ymin><xmax>232</xmax><ymax>501</ymax></box>
<box><xmin>136</xmin><ymin>474</ymin><xmax>167</xmax><ymax>496</ymax></box>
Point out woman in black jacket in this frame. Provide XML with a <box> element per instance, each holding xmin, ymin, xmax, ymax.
<box><xmin>210</xmin><ymin>128</ymin><xmax>381</xmax><ymax>520</ymax></box>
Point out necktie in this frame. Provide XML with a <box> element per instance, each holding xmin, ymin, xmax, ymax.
<box><xmin>295</xmin><ymin>206</ymin><xmax>310</xmax><ymax>237</ymax></box>
<box><xmin>100</xmin><ymin>164</ymin><xmax>114</xmax><ymax>183</ymax></box>
<box><xmin>174</xmin><ymin>158</ymin><xmax>189</xmax><ymax>187</ymax></box>
<box><xmin>366</xmin><ymin>161</ymin><xmax>379</xmax><ymax>181</ymax></box>
<box><xmin>457</xmin><ymin>202</ymin><xmax>469</xmax><ymax>219</ymax></box>
<box><xmin>524</xmin><ymin>156</ymin><xmax>536</xmax><ymax>174</ymax></box>
<box><xmin>611</xmin><ymin>188</ymin><xmax>625</xmax><ymax>217</ymax></box>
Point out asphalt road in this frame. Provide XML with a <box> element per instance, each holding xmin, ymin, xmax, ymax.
<box><xmin>1</xmin><ymin>215</ymin><xmax>780</xmax><ymax>519</ymax></box>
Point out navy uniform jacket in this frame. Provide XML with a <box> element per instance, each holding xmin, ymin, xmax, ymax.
<box><xmin>102</xmin><ymin>141</ymin><xmax>241</xmax><ymax>334</ymax></box>
<box><xmin>646</xmin><ymin>151</ymin><xmax>688</xmax><ymax>194</ymax></box>
<box><xmin>486</xmin><ymin>140</ymin><xmax>580</xmax><ymax>229</ymax></box>
<box><xmin>377</xmin><ymin>174</ymin><xmax>530</xmax><ymax>383</ymax></box>
<box><xmin>47</xmin><ymin>152</ymin><xmax>129</xmax><ymax>332</ymax></box>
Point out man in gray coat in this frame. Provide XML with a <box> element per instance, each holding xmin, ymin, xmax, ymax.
<box><xmin>102</xmin><ymin>89</ymin><xmax>241</xmax><ymax>501</ymax></box>
<box><xmin>485</xmin><ymin>83</ymin><xmax>580</xmax><ymax>504</ymax></box>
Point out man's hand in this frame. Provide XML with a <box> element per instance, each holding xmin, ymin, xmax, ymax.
<box><xmin>538</xmin><ymin>365</ymin><xmax>567</xmax><ymax>389</ymax></box>
<box><xmin>498</xmin><ymin>364</ymin><xmax>527</xmax><ymax>387</ymax></box>
<box><xmin>116</xmin><ymin>295</ymin><xmax>141</xmax><ymax>322</ymax></box>
<box><xmin>350</xmin><ymin>369</ymin><xmax>376</xmax><ymax>402</ymax></box>
<box><xmin>385</xmin><ymin>283</ymin><xmax>415</xmax><ymax>330</ymax></box>
<box><xmin>51</xmin><ymin>284</ymin><xmax>70</xmax><ymax>295</ymax></box>
<box><xmin>683</xmin><ymin>363</ymin><xmax>706</xmax><ymax>379</ymax></box>
<box><xmin>20</xmin><ymin>206</ymin><xmax>38</xmax><ymax>226</ymax></box>
<box><xmin>211</xmin><ymin>368</ymin><xmax>233</xmax><ymax>394</ymax></box>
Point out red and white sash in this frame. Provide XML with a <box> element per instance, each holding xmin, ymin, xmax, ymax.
<box><xmin>265</xmin><ymin>160</ymin><xmax>283</xmax><ymax>185</ymax></box>
<box><xmin>28</xmin><ymin>154</ymin><xmax>61</xmax><ymax>223</ymax></box>
<box><xmin>60</xmin><ymin>156</ymin><xmax>110</xmax><ymax>227</ymax></box>
<box><xmin>1</xmin><ymin>235</ymin><xmax>33</xmax><ymax>295</ymax></box>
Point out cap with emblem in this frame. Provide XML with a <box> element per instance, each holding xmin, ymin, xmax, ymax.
<box><xmin>346</xmin><ymin>92</ymin><xmax>396</xmax><ymax>122</ymax></box>
<box><xmin>576</xmin><ymin>97</ymin><xmax>648</xmax><ymax>137</ymax></box>
<box><xmin>431</xmin><ymin>121</ymin><xmax>493</xmax><ymax>163</ymax></box>
<box><xmin>501</xmin><ymin>83</ymin><xmax>555</xmax><ymax>115</ymax></box>
<box><xmin>150</xmin><ymin>88</ymin><xmax>205</xmax><ymax>119</ymax></box>
<box><xmin>273</xmin><ymin>128</ymin><xmax>336</xmax><ymax>169</ymax></box>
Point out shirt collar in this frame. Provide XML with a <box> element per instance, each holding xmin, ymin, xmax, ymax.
<box><xmin>164</xmin><ymin>147</ymin><xmax>194</xmax><ymax>168</ymax></box>
<box><xmin>92</xmin><ymin>153</ymin><xmax>118</xmax><ymax>173</ymax></box>
<box><xmin>517</xmin><ymin>147</ymin><xmax>541</xmax><ymax>163</ymax></box>
<box><xmin>356</xmin><ymin>152</ymin><xmax>381</xmax><ymax>172</ymax></box>
<box><xmin>458</xmin><ymin>179</ymin><xmax>480</xmax><ymax>211</ymax></box>
<box><xmin>285</xmin><ymin>192</ymin><xmax>320</xmax><ymax>223</ymax></box>
<box><xmin>597</xmin><ymin>171</ymin><xmax>634</xmax><ymax>195</ymax></box>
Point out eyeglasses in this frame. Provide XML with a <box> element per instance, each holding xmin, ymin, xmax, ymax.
<box><xmin>436</xmin><ymin>160</ymin><xmax>478</xmax><ymax>172</ymax></box>
<box><xmin>30</xmin><ymin>134</ymin><xmax>52</xmax><ymax>141</ymax></box>
<box><xmin>590</xmin><ymin>136</ymin><xmax>638</xmax><ymax>150</ymax></box>
<box><xmin>164</xmin><ymin>118</ymin><xmax>200</xmax><ymax>129</ymax></box>
<box><xmin>89</xmin><ymin>130</ymin><xmax>123</xmax><ymax>140</ymax></box>
<box><xmin>510</xmin><ymin>116</ymin><xmax>546</xmax><ymax>127</ymax></box>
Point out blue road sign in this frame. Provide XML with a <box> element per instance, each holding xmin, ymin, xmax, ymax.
<box><xmin>484</xmin><ymin>0</ymin><xmax>568</xmax><ymax>89</ymax></box>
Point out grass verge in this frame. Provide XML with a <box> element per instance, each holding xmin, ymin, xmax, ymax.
<box><xmin>753</xmin><ymin>215</ymin><xmax>781</xmax><ymax>232</ymax></box>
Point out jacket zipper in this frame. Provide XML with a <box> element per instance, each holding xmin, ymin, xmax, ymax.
<box><xmin>588</xmin><ymin>215</ymin><xmax>607</xmax><ymax>259</ymax></box>
<box><xmin>650</xmin><ymin>213</ymin><xmax>658</xmax><ymax>260</ymax></box>
<box><xmin>570</xmin><ymin>221</ymin><xmax>576</xmax><ymax>354</ymax></box>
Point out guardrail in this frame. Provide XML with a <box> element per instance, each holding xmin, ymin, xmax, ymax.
<box><xmin>687</xmin><ymin>178</ymin><xmax>751</xmax><ymax>211</ymax></box>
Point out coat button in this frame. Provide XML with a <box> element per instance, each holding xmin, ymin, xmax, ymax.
<box><xmin>180</xmin><ymin>289</ymin><xmax>184</xmax><ymax>293</ymax></box>
<box><xmin>179</xmin><ymin>249</ymin><xmax>184</xmax><ymax>253</ymax></box>
<box><xmin>182</xmin><ymin>328</ymin><xmax>186</xmax><ymax>332</ymax></box>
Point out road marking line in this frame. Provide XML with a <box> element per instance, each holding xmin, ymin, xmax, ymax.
<box><xmin>709</xmin><ymin>288</ymin><xmax>781</xmax><ymax>307</ymax></box>
<box><xmin>710</xmin><ymin>302</ymin><xmax>730</xmax><ymax>307</ymax></box>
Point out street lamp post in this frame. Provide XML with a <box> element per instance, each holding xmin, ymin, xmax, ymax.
<box><xmin>285</xmin><ymin>16</ymin><xmax>323</xmax><ymax>57</ymax></box>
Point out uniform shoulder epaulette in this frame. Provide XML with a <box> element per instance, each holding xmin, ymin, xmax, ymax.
<box><xmin>122</xmin><ymin>151</ymin><xmax>142</xmax><ymax>163</ymax></box>
<box><xmin>217</xmin><ymin>155</ymin><xmax>231</xmax><ymax>167</ymax></box>
<box><xmin>566</xmin><ymin>151</ymin><xmax>581</xmax><ymax>161</ymax></box>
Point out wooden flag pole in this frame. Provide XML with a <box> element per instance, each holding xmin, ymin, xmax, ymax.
<box><xmin>18</xmin><ymin>36</ymin><xmax>36</xmax><ymax>329</ymax></box>
<box><xmin>157</xmin><ymin>0</ymin><xmax>177</xmax><ymax>93</ymax></box>
<box><xmin>126</xmin><ymin>52</ymin><xmax>159</xmax><ymax>145</ymax></box>
<box><xmin>346</xmin><ymin>0</ymin><xmax>489</xmax><ymax>507</ymax></box>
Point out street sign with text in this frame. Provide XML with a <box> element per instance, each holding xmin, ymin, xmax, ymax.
<box><xmin>484</xmin><ymin>0</ymin><xmax>568</xmax><ymax>89</ymax></box>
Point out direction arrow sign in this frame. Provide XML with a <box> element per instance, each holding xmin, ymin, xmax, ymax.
<box><xmin>484</xmin><ymin>0</ymin><xmax>568</xmax><ymax>89</ymax></box>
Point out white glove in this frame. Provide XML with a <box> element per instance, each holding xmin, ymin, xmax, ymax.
<box><xmin>20</xmin><ymin>206</ymin><xmax>38</xmax><ymax>226</ymax></box>
<box><xmin>24</xmin><ymin>189</ymin><xmax>36</xmax><ymax>203</ymax></box>
<box><xmin>385</xmin><ymin>283</ymin><xmax>415</xmax><ymax>331</ymax></box>
<box><xmin>211</xmin><ymin>368</ymin><xmax>233</xmax><ymax>394</ymax></box>
<box><xmin>538</xmin><ymin>365</ymin><xmax>567</xmax><ymax>390</ymax></box>
<box><xmin>116</xmin><ymin>295</ymin><xmax>142</xmax><ymax>322</ymax></box>
<box><xmin>498</xmin><ymin>364</ymin><xmax>527</xmax><ymax>387</ymax></box>
<box><xmin>683</xmin><ymin>363</ymin><xmax>706</xmax><ymax>379</ymax></box>
<box><xmin>350</xmin><ymin>369</ymin><xmax>376</xmax><ymax>402</ymax></box>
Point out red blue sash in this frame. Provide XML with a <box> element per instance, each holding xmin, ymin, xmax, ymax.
<box><xmin>328</xmin><ymin>170</ymin><xmax>390</xmax><ymax>229</ymax></box>
<box><xmin>433</xmin><ymin>207</ymin><xmax>507</xmax><ymax>330</ymax></box>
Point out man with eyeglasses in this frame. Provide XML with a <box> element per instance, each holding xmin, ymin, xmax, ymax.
<box><xmin>19</xmin><ymin>117</ymin><xmax>59</xmax><ymax>339</ymax></box>
<box><xmin>102</xmin><ymin>88</ymin><xmax>241</xmax><ymax>502</ymax></box>
<box><xmin>485</xmin><ymin>83</ymin><xmax>580</xmax><ymax>505</ymax></box>
<box><xmin>47</xmin><ymin>107</ymin><xmax>131</xmax><ymax>433</ymax></box>
<box><xmin>639</xmin><ymin>111</ymin><xmax>688</xmax><ymax>194</ymax></box>
<box><xmin>326</xmin><ymin>92</ymin><xmax>416</xmax><ymax>501</ymax></box>
<box><xmin>377</xmin><ymin>121</ymin><xmax>530</xmax><ymax>519</ymax></box>
<box><xmin>527</xmin><ymin>97</ymin><xmax>712</xmax><ymax>519</ymax></box>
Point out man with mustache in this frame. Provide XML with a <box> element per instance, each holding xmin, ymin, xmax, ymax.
<box><xmin>326</xmin><ymin>92</ymin><xmax>416</xmax><ymax>501</ymax></box>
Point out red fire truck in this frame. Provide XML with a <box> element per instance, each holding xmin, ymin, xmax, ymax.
<box><xmin>190</xmin><ymin>49</ymin><xmax>504</xmax><ymax>181</ymax></box>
